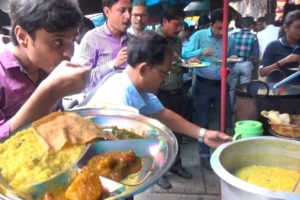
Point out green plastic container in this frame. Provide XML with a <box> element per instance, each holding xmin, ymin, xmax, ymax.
<box><xmin>233</xmin><ymin>120</ymin><xmax>263</xmax><ymax>140</ymax></box>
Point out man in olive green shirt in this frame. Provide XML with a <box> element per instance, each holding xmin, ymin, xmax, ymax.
<box><xmin>155</xmin><ymin>5</ymin><xmax>194</xmax><ymax>189</ymax></box>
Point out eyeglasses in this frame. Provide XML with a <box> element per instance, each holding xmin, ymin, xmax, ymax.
<box><xmin>155</xmin><ymin>68</ymin><xmax>171</xmax><ymax>79</ymax></box>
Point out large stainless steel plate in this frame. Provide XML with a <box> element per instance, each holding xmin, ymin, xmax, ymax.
<box><xmin>75</xmin><ymin>108</ymin><xmax>178</xmax><ymax>199</ymax></box>
<box><xmin>0</xmin><ymin>108</ymin><xmax>178</xmax><ymax>200</ymax></box>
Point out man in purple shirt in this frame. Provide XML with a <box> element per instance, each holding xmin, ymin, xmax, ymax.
<box><xmin>0</xmin><ymin>0</ymin><xmax>89</xmax><ymax>140</ymax></box>
<box><xmin>73</xmin><ymin>0</ymin><xmax>132</xmax><ymax>90</ymax></box>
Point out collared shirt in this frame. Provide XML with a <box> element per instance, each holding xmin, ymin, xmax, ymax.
<box><xmin>73</xmin><ymin>22</ymin><xmax>130</xmax><ymax>90</ymax></box>
<box><xmin>231</xmin><ymin>29</ymin><xmax>259</xmax><ymax>60</ymax></box>
<box><xmin>260</xmin><ymin>37</ymin><xmax>300</xmax><ymax>76</ymax></box>
<box><xmin>84</xmin><ymin>71</ymin><xmax>164</xmax><ymax>115</ymax></box>
<box><xmin>0</xmin><ymin>47</ymin><xmax>48</xmax><ymax>140</ymax></box>
<box><xmin>257</xmin><ymin>24</ymin><xmax>280</xmax><ymax>58</ymax></box>
<box><xmin>127</xmin><ymin>26</ymin><xmax>148</xmax><ymax>35</ymax></box>
<box><xmin>156</xmin><ymin>26</ymin><xmax>183</xmax><ymax>91</ymax></box>
<box><xmin>182</xmin><ymin>28</ymin><xmax>236</xmax><ymax>80</ymax></box>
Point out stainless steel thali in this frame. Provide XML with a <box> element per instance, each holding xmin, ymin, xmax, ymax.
<box><xmin>0</xmin><ymin>108</ymin><xmax>178</xmax><ymax>200</ymax></box>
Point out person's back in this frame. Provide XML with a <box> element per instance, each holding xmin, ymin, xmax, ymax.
<box><xmin>229</xmin><ymin>17</ymin><xmax>259</xmax><ymax>107</ymax></box>
<box><xmin>257</xmin><ymin>14</ymin><xmax>280</xmax><ymax>58</ymax></box>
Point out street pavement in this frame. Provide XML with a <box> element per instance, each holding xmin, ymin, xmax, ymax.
<box><xmin>135</xmin><ymin>138</ymin><xmax>221</xmax><ymax>200</ymax></box>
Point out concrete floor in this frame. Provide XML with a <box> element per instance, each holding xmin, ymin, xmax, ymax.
<box><xmin>134</xmin><ymin>139</ymin><xmax>221</xmax><ymax>200</ymax></box>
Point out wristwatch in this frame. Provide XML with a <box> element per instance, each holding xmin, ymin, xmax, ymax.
<box><xmin>198</xmin><ymin>128</ymin><xmax>206</xmax><ymax>143</ymax></box>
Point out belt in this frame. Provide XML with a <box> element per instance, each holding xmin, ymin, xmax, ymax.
<box><xmin>237</xmin><ymin>57</ymin><xmax>252</xmax><ymax>62</ymax></box>
<box><xmin>159</xmin><ymin>89</ymin><xmax>182</xmax><ymax>95</ymax></box>
<box><xmin>196</xmin><ymin>75</ymin><xmax>221</xmax><ymax>85</ymax></box>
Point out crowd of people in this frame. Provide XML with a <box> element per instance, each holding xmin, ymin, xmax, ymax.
<box><xmin>0</xmin><ymin>0</ymin><xmax>300</xmax><ymax>196</ymax></box>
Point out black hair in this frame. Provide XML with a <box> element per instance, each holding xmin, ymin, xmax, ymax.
<box><xmin>264</xmin><ymin>13</ymin><xmax>275</xmax><ymax>25</ymax></box>
<box><xmin>210</xmin><ymin>8</ymin><xmax>231</xmax><ymax>24</ymax></box>
<box><xmin>160</xmin><ymin>4</ymin><xmax>185</xmax><ymax>25</ymax></box>
<box><xmin>198</xmin><ymin>14</ymin><xmax>210</xmax><ymax>27</ymax></box>
<box><xmin>127</xmin><ymin>31</ymin><xmax>172</xmax><ymax>68</ymax></box>
<box><xmin>283</xmin><ymin>9</ymin><xmax>300</xmax><ymax>28</ymax></box>
<box><xmin>79</xmin><ymin>17</ymin><xmax>95</xmax><ymax>33</ymax></box>
<box><xmin>234</xmin><ymin>17</ymin><xmax>243</xmax><ymax>29</ymax></box>
<box><xmin>256</xmin><ymin>16</ymin><xmax>266</xmax><ymax>23</ymax></box>
<box><xmin>241</xmin><ymin>16</ymin><xmax>255</xmax><ymax>29</ymax></box>
<box><xmin>102</xmin><ymin>0</ymin><xmax>119</xmax><ymax>9</ymax></box>
<box><xmin>102</xmin><ymin>0</ymin><xmax>133</xmax><ymax>9</ymax></box>
<box><xmin>9</xmin><ymin>0</ymin><xmax>82</xmax><ymax>46</ymax></box>
<box><xmin>132</xmin><ymin>0</ymin><xmax>147</xmax><ymax>7</ymax></box>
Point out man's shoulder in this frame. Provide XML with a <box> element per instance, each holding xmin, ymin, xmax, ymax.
<box><xmin>265</xmin><ymin>40</ymin><xmax>281</xmax><ymax>48</ymax></box>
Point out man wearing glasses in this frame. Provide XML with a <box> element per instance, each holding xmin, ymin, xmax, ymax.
<box><xmin>82</xmin><ymin>33</ymin><xmax>231</xmax><ymax>179</ymax></box>
<box><xmin>127</xmin><ymin>0</ymin><xmax>148</xmax><ymax>35</ymax></box>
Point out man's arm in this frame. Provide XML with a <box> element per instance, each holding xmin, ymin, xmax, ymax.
<box><xmin>250</xmin><ymin>36</ymin><xmax>260</xmax><ymax>64</ymax></box>
<box><xmin>9</xmin><ymin>61</ymin><xmax>89</xmax><ymax>134</ymax></box>
<box><xmin>151</xmin><ymin>108</ymin><xmax>231</xmax><ymax>148</ymax></box>
<box><xmin>182</xmin><ymin>31</ymin><xmax>203</xmax><ymax>59</ymax></box>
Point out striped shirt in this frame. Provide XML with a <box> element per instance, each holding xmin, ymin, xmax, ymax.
<box><xmin>231</xmin><ymin>29</ymin><xmax>259</xmax><ymax>60</ymax></box>
<box><xmin>73</xmin><ymin>22</ymin><xmax>130</xmax><ymax>90</ymax></box>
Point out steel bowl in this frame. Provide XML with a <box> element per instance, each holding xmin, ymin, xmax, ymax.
<box><xmin>211</xmin><ymin>136</ymin><xmax>300</xmax><ymax>200</ymax></box>
<box><xmin>74</xmin><ymin>108</ymin><xmax>178</xmax><ymax>200</ymax></box>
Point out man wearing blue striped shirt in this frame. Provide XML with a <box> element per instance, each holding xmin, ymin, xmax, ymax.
<box><xmin>182</xmin><ymin>9</ymin><xmax>236</xmax><ymax>170</ymax></box>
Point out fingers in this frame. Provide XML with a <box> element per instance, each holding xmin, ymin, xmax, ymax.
<box><xmin>218</xmin><ymin>132</ymin><xmax>232</xmax><ymax>141</ymax></box>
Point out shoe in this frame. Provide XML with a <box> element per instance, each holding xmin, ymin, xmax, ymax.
<box><xmin>200</xmin><ymin>157</ymin><xmax>212</xmax><ymax>170</ymax></box>
<box><xmin>170</xmin><ymin>166</ymin><xmax>193</xmax><ymax>179</ymax></box>
<box><xmin>157</xmin><ymin>175</ymin><xmax>172</xmax><ymax>189</ymax></box>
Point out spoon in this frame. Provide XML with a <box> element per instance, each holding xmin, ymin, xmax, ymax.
<box><xmin>293</xmin><ymin>176</ymin><xmax>300</xmax><ymax>193</ymax></box>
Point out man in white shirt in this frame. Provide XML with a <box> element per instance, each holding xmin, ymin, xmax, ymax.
<box><xmin>127</xmin><ymin>0</ymin><xmax>147</xmax><ymax>35</ymax></box>
<box><xmin>257</xmin><ymin>14</ymin><xmax>280</xmax><ymax>58</ymax></box>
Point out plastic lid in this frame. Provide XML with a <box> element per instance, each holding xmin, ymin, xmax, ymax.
<box><xmin>235</xmin><ymin>120</ymin><xmax>263</xmax><ymax>134</ymax></box>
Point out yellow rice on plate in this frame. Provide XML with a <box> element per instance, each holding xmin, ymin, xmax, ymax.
<box><xmin>234</xmin><ymin>165</ymin><xmax>300</xmax><ymax>192</ymax></box>
<box><xmin>0</xmin><ymin>128</ymin><xmax>85</xmax><ymax>189</ymax></box>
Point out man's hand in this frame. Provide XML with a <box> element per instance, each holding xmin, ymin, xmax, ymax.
<box><xmin>204</xmin><ymin>130</ymin><xmax>232</xmax><ymax>149</ymax></box>
<box><xmin>284</xmin><ymin>53</ymin><xmax>300</xmax><ymax>64</ymax></box>
<box><xmin>114</xmin><ymin>47</ymin><xmax>127</xmax><ymax>68</ymax></box>
<box><xmin>202</xmin><ymin>48</ymin><xmax>214</xmax><ymax>57</ymax></box>
<box><xmin>188</xmin><ymin>86</ymin><xmax>194</xmax><ymax>97</ymax></box>
<box><xmin>187</xmin><ymin>57</ymin><xmax>201</xmax><ymax>63</ymax></box>
<box><xmin>43</xmin><ymin>61</ymin><xmax>90</xmax><ymax>99</ymax></box>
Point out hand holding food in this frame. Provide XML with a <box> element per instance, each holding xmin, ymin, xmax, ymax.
<box><xmin>43</xmin><ymin>61</ymin><xmax>90</xmax><ymax>99</ymax></box>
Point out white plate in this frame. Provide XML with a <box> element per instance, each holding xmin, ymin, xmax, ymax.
<box><xmin>181</xmin><ymin>61</ymin><xmax>211</xmax><ymax>68</ymax></box>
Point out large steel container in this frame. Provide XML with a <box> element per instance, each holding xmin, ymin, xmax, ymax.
<box><xmin>211</xmin><ymin>137</ymin><xmax>300</xmax><ymax>200</ymax></box>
